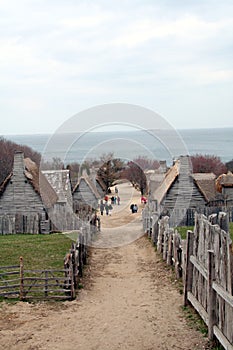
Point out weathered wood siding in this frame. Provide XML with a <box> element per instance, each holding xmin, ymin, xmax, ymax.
<box><xmin>0</xmin><ymin>153</ymin><xmax>44</xmax><ymax>215</ymax></box>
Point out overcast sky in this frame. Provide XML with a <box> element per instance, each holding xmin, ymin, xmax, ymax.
<box><xmin>1</xmin><ymin>0</ymin><xmax>233</xmax><ymax>135</ymax></box>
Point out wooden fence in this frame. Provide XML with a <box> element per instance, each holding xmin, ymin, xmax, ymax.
<box><xmin>150</xmin><ymin>213</ymin><xmax>233</xmax><ymax>350</ymax></box>
<box><xmin>0</xmin><ymin>257</ymin><xmax>74</xmax><ymax>301</ymax></box>
<box><xmin>184</xmin><ymin>214</ymin><xmax>233</xmax><ymax>350</ymax></box>
<box><xmin>0</xmin><ymin>224</ymin><xmax>92</xmax><ymax>301</ymax></box>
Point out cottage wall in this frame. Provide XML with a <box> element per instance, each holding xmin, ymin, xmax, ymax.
<box><xmin>222</xmin><ymin>187</ymin><xmax>233</xmax><ymax>201</ymax></box>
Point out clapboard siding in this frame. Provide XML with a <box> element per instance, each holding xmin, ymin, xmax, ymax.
<box><xmin>0</xmin><ymin>155</ymin><xmax>44</xmax><ymax>215</ymax></box>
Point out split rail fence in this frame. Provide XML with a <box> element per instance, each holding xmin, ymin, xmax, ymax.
<box><xmin>148</xmin><ymin>213</ymin><xmax>233</xmax><ymax>350</ymax></box>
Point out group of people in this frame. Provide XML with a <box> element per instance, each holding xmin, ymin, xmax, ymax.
<box><xmin>99</xmin><ymin>186</ymin><xmax>121</xmax><ymax>216</ymax></box>
<box><xmin>99</xmin><ymin>200</ymin><xmax>113</xmax><ymax>216</ymax></box>
<box><xmin>130</xmin><ymin>203</ymin><xmax>138</xmax><ymax>213</ymax></box>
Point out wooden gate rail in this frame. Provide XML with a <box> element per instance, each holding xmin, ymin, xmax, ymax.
<box><xmin>0</xmin><ymin>259</ymin><xmax>75</xmax><ymax>301</ymax></box>
<box><xmin>0</xmin><ymin>264</ymin><xmax>20</xmax><ymax>298</ymax></box>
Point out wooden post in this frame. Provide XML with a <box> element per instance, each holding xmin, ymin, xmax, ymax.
<box><xmin>167</xmin><ymin>232</ymin><xmax>173</xmax><ymax>266</ymax></box>
<box><xmin>207</xmin><ymin>250</ymin><xmax>216</xmax><ymax>340</ymax></box>
<box><xmin>184</xmin><ymin>230</ymin><xmax>194</xmax><ymax>306</ymax></box>
<box><xmin>69</xmin><ymin>256</ymin><xmax>75</xmax><ymax>300</ymax></box>
<box><xmin>19</xmin><ymin>256</ymin><xmax>24</xmax><ymax>300</ymax></box>
<box><xmin>45</xmin><ymin>271</ymin><xmax>48</xmax><ymax>298</ymax></box>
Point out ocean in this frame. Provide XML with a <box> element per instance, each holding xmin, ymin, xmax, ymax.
<box><xmin>4</xmin><ymin>128</ymin><xmax>233</xmax><ymax>166</ymax></box>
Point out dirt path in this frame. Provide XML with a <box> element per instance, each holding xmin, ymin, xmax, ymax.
<box><xmin>0</xmin><ymin>182</ymin><xmax>209</xmax><ymax>350</ymax></box>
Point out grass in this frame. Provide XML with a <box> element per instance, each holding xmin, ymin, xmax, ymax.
<box><xmin>176</xmin><ymin>222</ymin><xmax>233</xmax><ymax>241</ymax></box>
<box><xmin>182</xmin><ymin>306</ymin><xmax>225</xmax><ymax>350</ymax></box>
<box><xmin>229</xmin><ymin>222</ymin><xmax>233</xmax><ymax>241</ymax></box>
<box><xmin>175</xmin><ymin>226</ymin><xmax>194</xmax><ymax>239</ymax></box>
<box><xmin>0</xmin><ymin>233</ymin><xmax>72</xmax><ymax>270</ymax></box>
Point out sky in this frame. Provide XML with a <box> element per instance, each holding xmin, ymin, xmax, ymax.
<box><xmin>1</xmin><ymin>0</ymin><xmax>233</xmax><ymax>135</ymax></box>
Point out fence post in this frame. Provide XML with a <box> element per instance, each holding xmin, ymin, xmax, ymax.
<box><xmin>69</xmin><ymin>256</ymin><xmax>75</xmax><ymax>300</ymax></box>
<box><xmin>207</xmin><ymin>250</ymin><xmax>216</xmax><ymax>340</ymax></box>
<box><xmin>45</xmin><ymin>271</ymin><xmax>48</xmax><ymax>298</ymax></box>
<box><xmin>184</xmin><ymin>230</ymin><xmax>194</xmax><ymax>306</ymax></box>
<box><xmin>19</xmin><ymin>256</ymin><xmax>24</xmax><ymax>300</ymax></box>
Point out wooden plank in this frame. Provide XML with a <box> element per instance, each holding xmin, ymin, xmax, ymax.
<box><xmin>190</xmin><ymin>255</ymin><xmax>208</xmax><ymax>280</ymax></box>
<box><xmin>0</xmin><ymin>284</ymin><xmax>20</xmax><ymax>290</ymax></box>
<box><xmin>0</xmin><ymin>271</ymin><xmax>19</xmax><ymax>277</ymax></box>
<box><xmin>24</xmin><ymin>269</ymin><xmax>68</xmax><ymax>273</ymax></box>
<box><xmin>0</xmin><ymin>278</ymin><xmax>19</xmax><ymax>284</ymax></box>
<box><xmin>0</xmin><ymin>265</ymin><xmax>20</xmax><ymax>269</ymax></box>
<box><xmin>213</xmin><ymin>326</ymin><xmax>233</xmax><ymax>350</ymax></box>
<box><xmin>24</xmin><ymin>289</ymin><xmax>71</xmax><ymax>294</ymax></box>
<box><xmin>184</xmin><ymin>230</ymin><xmax>194</xmax><ymax>306</ymax></box>
<box><xmin>187</xmin><ymin>291</ymin><xmax>209</xmax><ymax>326</ymax></box>
<box><xmin>213</xmin><ymin>282</ymin><xmax>233</xmax><ymax>308</ymax></box>
<box><xmin>0</xmin><ymin>291</ymin><xmax>20</xmax><ymax>296</ymax></box>
<box><xmin>23</xmin><ymin>277</ymin><xmax>68</xmax><ymax>281</ymax></box>
<box><xmin>208</xmin><ymin>250</ymin><xmax>216</xmax><ymax>340</ymax></box>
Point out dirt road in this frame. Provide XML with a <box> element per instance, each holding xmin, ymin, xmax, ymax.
<box><xmin>0</xmin><ymin>182</ymin><xmax>209</xmax><ymax>350</ymax></box>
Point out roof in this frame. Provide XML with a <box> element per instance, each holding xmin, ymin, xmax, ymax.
<box><xmin>216</xmin><ymin>171</ymin><xmax>233</xmax><ymax>192</ymax></box>
<box><xmin>96</xmin><ymin>176</ymin><xmax>108</xmax><ymax>192</ymax></box>
<box><xmin>152</xmin><ymin>161</ymin><xmax>179</xmax><ymax>204</ymax></box>
<box><xmin>192</xmin><ymin>173</ymin><xmax>217</xmax><ymax>202</ymax></box>
<box><xmin>24</xmin><ymin>158</ymin><xmax>58</xmax><ymax>208</ymax></box>
<box><xmin>151</xmin><ymin>156</ymin><xmax>218</xmax><ymax>204</ymax></box>
<box><xmin>148</xmin><ymin>173</ymin><xmax>165</xmax><ymax>196</ymax></box>
<box><xmin>73</xmin><ymin>176</ymin><xmax>101</xmax><ymax>200</ymax></box>
<box><xmin>42</xmin><ymin>169</ymin><xmax>73</xmax><ymax>205</ymax></box>
<box><xmin>0</xmin><ymin>155</ymin><xmax>58</xmax><ymax>208</ymax></box>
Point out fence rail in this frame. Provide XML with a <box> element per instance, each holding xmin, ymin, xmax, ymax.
<box><xmin>0</xmin><ymin>259</ymin><xmax>74</xmax><ymax>300</ymax></box>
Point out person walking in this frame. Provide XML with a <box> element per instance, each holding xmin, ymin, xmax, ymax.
<box><xmin>105</xmin><ymin>203</ymin><xmax>109</xmax><ymax>215</ymax></box>
<box><xmin>100</xmin><ymin>200</ymin><xmax>105</xmax><ymax>216</ymax></box>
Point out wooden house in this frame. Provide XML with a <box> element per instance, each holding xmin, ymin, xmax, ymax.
<box><xmin>0</xmin><ymin>151</ymin><xmax>58</xmax><ymax>234</ymax></box>
<box><xmin>72</xmin><ymin>176</ymin><xmax>101</xmax><ymax>215</ymax></box>
<box><xmin>42</xmin><ymin>169</ymin><xmax>78</xmax><ymax>231</ymax></box>
<box><xmin>148</xmin><ymin>156</ymin><xmax>224</xmax><ymax>226</ymax></box>
<box><xmin>216</xmin><ymin>171</ymin><xmax>233</xmax><ymax>204</ymax></box>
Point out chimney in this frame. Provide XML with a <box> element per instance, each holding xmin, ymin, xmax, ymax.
<box><xmin>13</xmin><ymin>151</ymin><xmax>25</xmax><ymax>177</ymax></box>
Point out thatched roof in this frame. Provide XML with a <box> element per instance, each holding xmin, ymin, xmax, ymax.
<box><xmin>25</xmin><ymin>158</ymin><xmax>58</xmax><ymax>208</ymax></box>
<box><xmin>0</xmin><ymin>154</ymin><xmax>58</xmax><ymax>208</ymax></box>
<box><xmin>73</xmin><ymin>176</ymin><xmax>101</xmax><ymax>200</ymax></box>
<box><xmin>152</xmin><ymin>162</ymin><xmax>179</xmax><ymax>203</ymax></box>
<box><xmin>96</xmin><ymin>176</ymin><xmax>108</xmax><ymax>193</ymax></box>
<box><xmin>151</xmin><ymin>157</ymin><xmax>219</xmax><ymax>205</ymax></box>
<box><xmin>192</xmin><ymin>173</ymin><xmax>217</xmax><ymax>202</ymax></box>
<box><xmin>216</xmin><ymin>171</ymin><xmax>233</xmax><ymax>193</ymax></box>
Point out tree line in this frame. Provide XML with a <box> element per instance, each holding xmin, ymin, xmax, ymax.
<box><xmin>0</xmin><ymin>137</ymin><xmax>232</xmax><ymax>195</ymax></box>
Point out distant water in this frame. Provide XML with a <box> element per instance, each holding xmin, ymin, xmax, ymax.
<box><xmin>4</xmin><ymin>128</ymin><xmax>233</xmax><ymax>165</ymax></box>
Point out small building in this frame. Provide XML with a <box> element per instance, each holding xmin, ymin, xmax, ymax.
<box><xmin>72</xmin><ymin>176</ymin><xmax>101</xmax><ymax>216</ymax></box>
<box><xmin>216</xmin><ymin>171</ymin><xmax>233</xmax><ymax>204</ymax></box>
<box><xmin>42</xmin><ymin>169</ymin><xmax>78</xmax><ymax>231</ymax></box>
<box><xmin>147</xmin><ymin>156</ymin><xmax>227</xmax><ymax>227</ymax></box>
<box><xmin>0</xmin><ymin>151</ymin><xmax>58</xmax><ymax>234</ymax></box>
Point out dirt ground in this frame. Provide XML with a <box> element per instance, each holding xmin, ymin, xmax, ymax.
<box><xmin>0</xmin><ymin>182</ymin><xmax>210</xmax><ymax>350</ymax></box>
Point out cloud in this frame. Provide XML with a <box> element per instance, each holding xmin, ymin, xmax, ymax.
<box><xmin>0</xmin><ymin>1</ymin><xmax>233</xmax><ymax>134</ymax></box>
